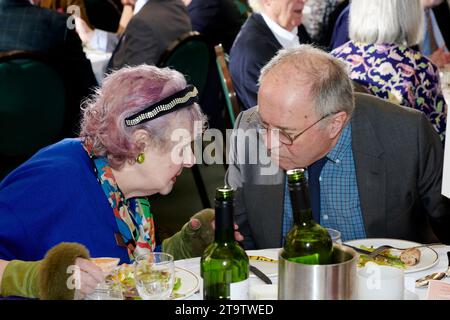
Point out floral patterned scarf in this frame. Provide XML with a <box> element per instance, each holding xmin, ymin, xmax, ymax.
<box><xmin>84</xmin><ymin>143</ymin><xmax>156</xmax><ymax>261</ymax></box>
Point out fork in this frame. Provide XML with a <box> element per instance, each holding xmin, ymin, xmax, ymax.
<box><xmin>368</xmin><ymin>242</ymin><xmax>443</xmax><ymax>258</ymax></box>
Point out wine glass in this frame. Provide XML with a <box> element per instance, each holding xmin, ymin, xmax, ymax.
<box><xmin>134</xmin><ymin>252</ymin><xmax>175</xmax><ymax>300</ymax></box>
<box><xmin>326</xmin><ymin>227</ymin><xmax>342</xmax><ymax>243</ymax></box>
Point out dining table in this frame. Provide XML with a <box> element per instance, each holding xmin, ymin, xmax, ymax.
<box><xmin>175</xmin><ymin>244</ymin><xmax>450</xmax><ymax>300</ymax></box>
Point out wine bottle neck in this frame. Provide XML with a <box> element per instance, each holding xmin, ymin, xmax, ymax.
<box><xmin>294</xmin><ymin>209</ymin><xmax>314</xmax><ymax>225</ymax></box>
<box><xmin>289</xmin><ymin>183</ymin><xmax>314</xmax><ymax>225</ymax></box>
<box><xmin>214</xmin><ymin>199</ymin><xmax>234</xmax><ymax>243</ymax></box>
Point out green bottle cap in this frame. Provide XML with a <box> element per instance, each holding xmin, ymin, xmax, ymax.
<box><xmin>286</xmin><ymin>168</ymin><xmax>306</xmax><ymax>183</ymax></box>
<box><xmin>215</xmin><ymin>186</ymin><xmax>234</xmax><ymax>200</ymax></box>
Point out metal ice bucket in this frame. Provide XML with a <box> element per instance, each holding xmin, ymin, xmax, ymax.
<box><xmin>278</xmin><ymin>243</ymin><xmax>358</xmax><ymax>300</ymax></box>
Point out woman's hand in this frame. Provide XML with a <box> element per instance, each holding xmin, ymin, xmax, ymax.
<box><xmin>162</xmin><ymin>209</ymin><xmax>245</xmax><ymax>260</ymax></box>
<box><xmin>0</xmin><ymin>243</ymin><xmax>96</xmax><ymax>300</ymax></box>
<box><xmin>73</xmin><ymin>258</ymin><xmax>105</xmax><ymax>300</ymax></box>
<box><xmin>430</xmin><ymin>47</ymin><xmax>450</xmax><ymax>68</ymax></box>
<box><xmin>191</xmin><ymin>218</ymin><xmax>244</xmax><ymax>242</ymax></box>
<box><xmin>121</xmin><ymin>0</ymin><xmax>136</xmax><ymax>6</ymax></box>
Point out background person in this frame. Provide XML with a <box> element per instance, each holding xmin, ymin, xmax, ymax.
<box><xmin>331</xmin><ymin>0</ymin><xmax>447</xmax><ymax>142</ymax></box>
<box><xmin>229</xmin><ymin>0</ymin><xmax>311</xmax><ymax>110</ymax></box>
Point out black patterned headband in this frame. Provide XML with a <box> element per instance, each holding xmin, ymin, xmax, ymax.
<box><xmin>124</xmin><ymin>85</ymin><xmax>198</xmax><ymax>127</ymax></box>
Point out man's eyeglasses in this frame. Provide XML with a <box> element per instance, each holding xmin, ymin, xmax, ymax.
<box><xmin>250</xmin><ymin>111</ymin><xmax>336</xmax><ymax>146</ymax></box>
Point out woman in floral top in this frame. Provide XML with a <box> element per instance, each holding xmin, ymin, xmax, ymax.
<box><xmin>331</xmin><ymin>0</ymin><xmax>447</xmax><ymax>142</ymax></box>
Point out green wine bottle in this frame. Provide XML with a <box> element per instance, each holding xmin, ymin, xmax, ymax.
<box><xmin>201</xmin><ymin>186</ymin><xmax>249</xmax><ymax>300</ymax></box>
<box><xmin>281</xmin><ymin>168</ymin><xmax>333</xmax><ymax>265</ymax></box>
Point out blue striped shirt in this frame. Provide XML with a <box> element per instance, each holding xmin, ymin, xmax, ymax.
<box><xmin>282</xmin><ymin>123</ymin><xmax>366</xmax><ymax>242</ymax></box>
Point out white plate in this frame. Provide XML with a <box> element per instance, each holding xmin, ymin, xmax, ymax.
<box><xmin>346</xmin><ymin>238</ymin><xmax>439</xmax><ymax>273</ymax></box>
<box><xmin>170</xmin><ymin>267</ymin><xmax>200</xmax><ymax>300</ymax></box>
<box><xmin>247</xmin><ymin>249</ymin><xmax>279</xmax><ymax>278</ymax></box>
<box><xmin>249</xmin><ymin>260</ymin><xmax>278</xmax><ymax>278</ymax></box>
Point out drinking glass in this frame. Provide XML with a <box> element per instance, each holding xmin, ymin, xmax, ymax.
<box><xmin>134</xmin><ymin>252</ymin><xmax>175</xmax><ymax>300</ymax></box>
<box><xmin>326</xmin><ymin>227</ymin><xmax>342</xmax><ymax>243</ymax></box>
<box><xmin>84</xmin><ymin>280</ymin><xmax>124</xmax><ymax>300</ymax></box>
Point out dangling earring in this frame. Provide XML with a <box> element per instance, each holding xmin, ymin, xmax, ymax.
<box><xmin>136</xmin><ymin>152</ymin><xmax>145</xmax><ymax>164</ymax></box>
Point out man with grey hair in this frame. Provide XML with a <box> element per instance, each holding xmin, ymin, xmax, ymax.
<box><xmin>226</xmin><ymin>45</ymin><xmax>450</xmax><ymax>250</ymax></box>
<box><xmin>229</xmin><ymin>0</ymin><xmax>311</xmax><ymax>111</ymax></box>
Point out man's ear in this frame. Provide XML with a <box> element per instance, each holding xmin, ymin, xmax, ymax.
<box><xmin>328</xmin><ymin>111</ymin><xmax>349</xmax><ymax>139</ymax></box>
<box><xmin>132</xmin><ymin>129</ymin><xmax>151</xmax><ymax>150</ymax></box>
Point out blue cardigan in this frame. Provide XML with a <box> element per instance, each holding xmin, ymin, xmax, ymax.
<box><xmin>0</xmin><ymin>139</ymin><xmax>130</xmax><ymax>264</ymax></box>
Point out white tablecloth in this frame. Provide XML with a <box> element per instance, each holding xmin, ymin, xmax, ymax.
<box><xmin>175</xmin><ymin>246</ymin><xmax>450</xmax><ymax>300</ymax></box>
<box><xmin>405</xmin><ymin>245</ymin><xmax>450</xmax><ymax>299</ymax></box>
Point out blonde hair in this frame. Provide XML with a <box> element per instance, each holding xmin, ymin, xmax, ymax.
<box><xmin>349</xmin><ymin>0</ymin><xmax>424</xmax><ymax>46</ymax></box>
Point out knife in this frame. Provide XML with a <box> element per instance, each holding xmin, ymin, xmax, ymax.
<box><xmin>343</xmin><ymin>244</ymin><xmax>394</xmax><ymax>260</ymax></box>
<box><xmin>415</xmin><ymin>251</ymin><xmax>450</xmax><ymax>288</ymax></box>
<box><xmin>250</xmin><ymin>265</ymin><xmax>272</xmax><ymax>284</ymax></box>
<box><xmin>343</xmin><ymin>244</ymin><xmax>389</xmax><ymax>256</ymax></box>
<box><xmin>344</xmin><ymin>244</ymin><xmax>372</xmax><ymax>255</ymax></box>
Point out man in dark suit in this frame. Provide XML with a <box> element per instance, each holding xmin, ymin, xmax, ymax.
<box><xmin>187</xmin><ymin>0</ymin><xmax>245</xmax><ymax>53</ymax></box>
<box><xmin>185</xmin><ymin>0</ymin><xmax>245</xmax><ymax>130</ymax></box>
<box><xmin>229</xmin><ymin>0</ymin><xmax>311</xmax><ymax>111</ymax></box>
<box><xmin>226</xmin><ymin>45</ymin><xmax>450</xmax><ymax>249</ymax></box>
<box><xmin>108</xmin><ymin>0</ymin><xmax>191</xmax><ymax>70</ymax></box>
<box><xmin>0</xmin><ymin>0</ymin><xmax>97</xmax><ymax>136</ymax></box>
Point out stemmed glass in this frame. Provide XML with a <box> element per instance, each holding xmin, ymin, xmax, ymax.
<box><xmin>134</xmin><ymin>252</ymin><xmax>175</xmax><ymax>300</ymax></box>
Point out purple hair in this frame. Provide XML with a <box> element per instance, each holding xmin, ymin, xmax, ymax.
<box><xmin>79</xmin><ymin>65</ymin><xmax>206</xmax><ymax>169</ymax></box>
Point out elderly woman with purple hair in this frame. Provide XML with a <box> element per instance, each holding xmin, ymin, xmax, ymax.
<box><xmin>0</xmin><ymin>65</ymin><xmax>239</xmax><ymax>299</ymax></box>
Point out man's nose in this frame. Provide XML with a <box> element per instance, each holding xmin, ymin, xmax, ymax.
<box><xmin>263</xmin><ymin>129</ymin><xmax>281</xmax><ymax>151</ymax></box>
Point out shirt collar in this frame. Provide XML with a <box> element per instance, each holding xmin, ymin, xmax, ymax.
<box><xmin>134</xmin><ymin>0</ymin><xmax>149</xmax><ymax>14</ymax></box>
<box><xmin>326</xmin><ymin>122</ymin><xmax>352</xmax><ymax>164</ymax></box>
<box><xmin>261</xmin><ymin>12</ymin><xmax>299</xmax><ymax>48</ymax></box>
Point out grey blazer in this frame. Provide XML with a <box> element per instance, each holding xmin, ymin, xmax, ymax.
<box><xmin>226</xmin><ymin>93</ymin><xmax>450</xmax><ymax>249</ymax></box>
<box><xmin>108</xmin><ymin>0</ymin><xmax>192</xmax><ymax>70</ymax></box>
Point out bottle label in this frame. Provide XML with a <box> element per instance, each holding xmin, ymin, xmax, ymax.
<box><xmin>230</xmin><ymin>279</ymin><xmax>249</xmax><ymax>300</ymax></box>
